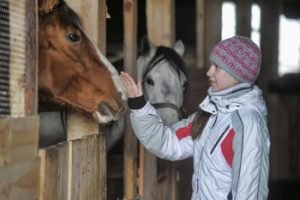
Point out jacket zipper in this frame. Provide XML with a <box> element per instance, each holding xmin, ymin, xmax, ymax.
<box><xmin>210</xmin><ymin>125</ymin><xmax>230</xmax><ymax>154</ymax></box>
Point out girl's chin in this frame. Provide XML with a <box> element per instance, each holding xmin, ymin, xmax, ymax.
<box><xmin>210</xmin><ymin>83</ymin><xmax>219</xmax><ymax>91</ymax></box>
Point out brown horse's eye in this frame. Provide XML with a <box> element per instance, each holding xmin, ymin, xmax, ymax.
<box><xmin>68</xmin><ymin>33</ymin><xmax>81</xmax><ymax>42</ymax></box>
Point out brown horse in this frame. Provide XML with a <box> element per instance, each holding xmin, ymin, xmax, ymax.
<box><xmin>38</xmin><ymin>0</ymin><xmax>127</xmax><ymax>124</ymax></box>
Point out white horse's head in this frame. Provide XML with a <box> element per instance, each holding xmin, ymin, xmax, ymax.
<box><xmin>137</xmin><ymin>37</ymin><xmax>188</xmax><ymax>125</ymax></box>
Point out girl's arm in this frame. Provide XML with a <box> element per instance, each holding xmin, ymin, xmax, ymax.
<box><xmin>130</xmin><ymin>101</ymin><xmax>194</xmax><ymax>160</ymax></box>
<box><xmin>232</xmin><ymin>109</ymin><xmax>270</xmax><ymax>200</ymax></box>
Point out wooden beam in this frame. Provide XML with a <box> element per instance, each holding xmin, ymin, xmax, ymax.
<box><xmin>236</xmin><ymin>0</ymin><xmax>252</xmax><ymax>37</ymax></box>
<box><xmin>204</xmin><ymin>0</ymin><xmax>222</xmax><ymax>68</ymax></box>
<box><xmin>258</xmin><ymin>0</ymin><xmax>280</xmax><ymax>89</ymax></box>
<box><xmin>258</xmin><ymin>0</ymin><xmax>281</xmax><ymax>180</ymax></box>
<box><xmin>69</xmin><ymin>135</ymin><xmax>106</xmax><ymax>200</ymax></box>
<box><xmin>0</xmin><ymin>116</ymin><xmax>39</xmax><ymax>167</ymax></box>
<box><xmin>39</xmin><ymin>144</ymin><xmax>69</xmax><ymax>200</ymax></box>
<box><xmin>123</xmin><ymin>0</ymin><xmax>138</xmax><ymax>199</ymax></box>
<box><xmin>196</xmin><ymin>0</ymin><xmax>205</xmax><ymax>68</ymax></box>
<box><xmin>25</xmin><ymin>0</ymin><xmax>38</xmax><ymax>115</ymax></box>
<box><xmin>146</xmin><ymin>0</ymin><xmax>175</xmax><ymax>47</ymax></box>
<box><xmin>124</xmin><ymin>0</ymin><xmax>138</xmax><ymax>78</ymax></box>
<box><xmin>98</xmin><ymin>0</ymin><xmax>107</xmax><ymax>53</ymax></box>
<box><xmin>0</xmin><ymin>158</ymin><xmax>40</xmax><ymax>200</ymax></box>
<box><xmin>3</xmin><ymin>0</ymin><xmax>38</xmax><ymax>117</ymax></box>
<box><xmin>144</xmin><ymin>0</ymin><xmax>176</xmax><ymax>199</ymax></box>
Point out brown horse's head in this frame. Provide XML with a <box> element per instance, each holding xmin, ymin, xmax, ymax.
<box><xmin>38</xmin><ymin>0</ymin><xmax>127</xmax><ymax>123</ymax></box>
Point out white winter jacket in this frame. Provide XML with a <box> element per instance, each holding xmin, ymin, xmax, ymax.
<box><xmin>130</xmin><ymin>83</ymin><xmax>270</xmax><ymax>200</ymax></box>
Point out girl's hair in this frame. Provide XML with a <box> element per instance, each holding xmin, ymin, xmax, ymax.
<box><xmin>191</xmin><ymin>110</ymin><xmax>210</xmax><ymax>139</ymax></box>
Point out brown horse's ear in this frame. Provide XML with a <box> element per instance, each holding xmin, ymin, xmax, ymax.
<box><xmin>38</xmin><ymin>0</ymin><xmax>60</xmax><ymax>15</ymax></box>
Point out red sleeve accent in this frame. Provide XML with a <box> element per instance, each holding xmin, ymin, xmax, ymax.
<box><xmin>221</xmin><ymin>128</ymin><xmax>235</xmax><ymax>168</ymax></box>
<box><xmin>176</xmin><ymin>123</ymin><xmax>192</xmax><ymax>140</ymax></box>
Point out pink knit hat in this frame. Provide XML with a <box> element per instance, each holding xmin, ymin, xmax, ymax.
<box><xmin>209</xmin><ymin>35</ymin><xmax>262</xmax><ymax>84</ymax></box>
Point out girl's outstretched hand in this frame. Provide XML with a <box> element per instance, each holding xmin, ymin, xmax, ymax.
<box><xmin>120</xmin><ymin>71</ymin><xmax>143</xmax><ymax>98</ymax></box>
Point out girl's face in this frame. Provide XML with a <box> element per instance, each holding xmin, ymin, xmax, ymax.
<box><xmin>206</xmin><ymin>64</ymin><xmax>239</xmax><ymax>92</ymax></box>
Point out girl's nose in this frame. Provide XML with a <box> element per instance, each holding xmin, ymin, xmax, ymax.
<box><xmin>206</xmin><ymin>65</ymin><xmax>215</xmax><ymax>77</ymax></box>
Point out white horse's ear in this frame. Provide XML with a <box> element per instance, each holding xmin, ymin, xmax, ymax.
<box><xmin>140</xmin><ymin>36</ymin><xmax>156</xmax><ymax>57</ymax></box>
<box><xmin>148</xmin><ymin>39</ymin><xmax>157</xmax><ymax>57</ymax></box>
<box><xmin>173</xmin><ymin>40</ymin><xmax>185</xmax><ymax>57</ymax></box>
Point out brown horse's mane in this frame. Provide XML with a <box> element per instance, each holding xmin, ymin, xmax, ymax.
<box><xmin>39</xmin><ymin>0</ymin><xmax>82</xmax><ymax>30</ymax></box>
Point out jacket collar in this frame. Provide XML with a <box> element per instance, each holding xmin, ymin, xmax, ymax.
<box><xmin>199</xmin><ymin>83</ymin><xmax>263</xmax><ymax>114</ymax></box>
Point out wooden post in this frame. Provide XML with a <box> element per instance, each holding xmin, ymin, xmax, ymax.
<box><xmin>196</xmin><ymin>0</ymin><xmax>205</xmax><ymax>69</ymax></box>
<box><xmin>144</xmin><ymin>0</ymin><xmax>176</xmax><ymax>199</ymax></box>
<box><xmin>0</xmin><ymin>1</ymin><xmax>39</xmax><ymax>199</ymax></box>
<box><xmin>236</xmin><ymin>0</ymin><xmax>252</xmax><ymax>37</ymax></box>
<box><xmin>123</xmin><ymin>0</ymin><xmax>138</xmax><ymax>199</ymax></box>
<box><xmin>146</xmin><ymin>0</ymin><xmax>175</xmax><ymax>47</ymax></box>
<box><xmin>258</xmin><ymin>0</ymin><xmax>281</xmax><ymax>180</ymax></box>
<box><xmin>0</xmin><ymin>117</ymin><xmax>39</xmax><ymax>200</ymax></box>
<box><xmin>0</xmin><ymin>0</ymin><xmax>38</xmax><ymax>117</ymax></box>
<box><xmin>258</xmin><ymin>0</ymin><xmax>280</xmax><ymax>89</ymax></box>
<box><xmin>204</xmin><ymin>0</ymin><xmax>222</xmax><ymax>69</ymax></box>
<box><xmin>25</xmin><ymin>0</ymin><xmax>38</xmax><ymax>115</ymax></box>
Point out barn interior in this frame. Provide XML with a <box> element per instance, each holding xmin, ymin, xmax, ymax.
<box><xmin>106</xmin><ymin>0</ymin><xmax>300</xmax><ymax>199</ymax></box>
<box><xmin>1</xmin><ymin>0</ymin><xmax>300</xmax><ymax>199</ymax></box>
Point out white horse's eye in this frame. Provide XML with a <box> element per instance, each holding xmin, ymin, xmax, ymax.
<box><xmin>146</xmin><ymin>77</ymin><xmax>155</xmax><ymax>86</ymax></box>
<box><xmin>183</xmin><ymin>81</ymin><xmax>188</xmax><ymax>90</ymax></box>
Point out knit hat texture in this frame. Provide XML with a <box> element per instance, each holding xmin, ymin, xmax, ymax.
<box><xmin>209</xmin><ymin>35</ymin><xmax>262</xmax><ymax>84</ymax></box>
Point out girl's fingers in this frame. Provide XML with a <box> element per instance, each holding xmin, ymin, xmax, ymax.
<box><xmin>120</xmin><ymin>71</ymin><xmax>141</xmax><ymax>97</ymax></box>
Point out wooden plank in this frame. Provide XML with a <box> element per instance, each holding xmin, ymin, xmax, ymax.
<box><xmin>258</xmin><ymin>0</ymin><xmax>281</xmax><ymax>180</ymax></box>
<box><xmin>5</xmin><ymin>0</ymin><xmax>38</xmax><ymax>117</ymax></box>
<box><xmin>143</xmin><ymin>149</ymin><xmax>157</xmax><ymax>200</ymax></box>
<box><xmin>0</xmin><ymin>116</ymin><xmax>39</xmax><ymax>167</ymax></box>
<box><xmin>0</xmin><ymin>158</ymin><xmax>39</xmax><ymax>200</ymax></box>
<box><xmin>196</xmin><ymin>0</ymin><xmax>205</xmax><ymax>68</ymax></box>
<box><xmin>146</xmin><ymin>0</ymin><xmax>175</xmax><ymax>47</ymax></box>
<box><xmin>97</xmin><ymin>0</ymin><xmax>107</xmax><ymax>53</ymax></box>
<box><xmin>204</xmin><ymin>0</ymin><xmax>222</xmax><ymax>68</ymax></box>
<box><xmin>123</xmin><ymin>0</ymin><xmax>138</xmax><ymax>199</ymax></box>
<box><xmin>236</xmin><ymin>0</ymin><xmax>252</xmax><ymax>37</ymax></box>
<box><xmin>9</xmin><ymin>0</ymin><xmax>26</xmax><ymax>117</ymax></box>
<box><xmin>98</xmin><ymin>133</ymin><xmax>107</xmax><ymax>200</ymax></box>
<box><xmin>124</xmin><ymin>0</ymin><xmax>138</xmax><ymax>77</ymax></box>
<box><xmin>39</xmin><ymin>144</ymin><xmax>69</xmax><ymax>200</ymax></box>
<box><xmin>66</xmin><ymin>110</ymin><xmax>99</xmax><ymax>141</ymax></box>
<box><xmin>107</xmin><ymin>154</ymin><xmax>123</xmax><ymax>178</ymax></box>
<box><xmin>69</xmin><ymin>135</ymin><xmax>106</xmax><ymax>200</ymax></box>
<box><xmin>257</xmin><ymin>0</ymin><xmax>280</xmax><ymax>89</ymax></box>
<box><xmin>25</xmin><ymin>0</ymin><xmax>38</xmax><ymax>115</ymax></box>
<box><xmin>144</xmin><ymin>0</ymin><xmax>177</xmax><ymax>199</ymax></box>
<box><xmin>138</xmin><ymin>146</ymin><xmax>145</xmax><ymax>197</ymax></box>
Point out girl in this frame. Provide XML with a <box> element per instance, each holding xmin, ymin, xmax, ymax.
<box><xmin>120</xmin><ymin>35</ymin><xmax>270</xmax><ymax>200</ymax></box>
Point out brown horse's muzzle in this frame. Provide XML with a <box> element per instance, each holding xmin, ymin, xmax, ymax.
<box><xmin>92</xmin><ymin>92</ymin><xmax>127</xmax><ymax>124</ymax></box>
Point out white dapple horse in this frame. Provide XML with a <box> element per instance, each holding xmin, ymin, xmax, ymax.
<box><xmin>137</xmin><ymin>37</ymin><xmax>188</xmax><ymax>125</ymax></box>
<box><xmin>106</xmin><ymin>37</ymin><xmax>188</xmax><ymax>150</ymax></box>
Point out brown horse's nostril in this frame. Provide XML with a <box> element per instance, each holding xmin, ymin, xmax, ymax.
<box><xmin>99</xmin><ymin>102</ymin><xmax>113</xmax><ymax>118</ymax></box>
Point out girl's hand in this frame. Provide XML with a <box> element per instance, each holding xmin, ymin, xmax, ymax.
<box><xmin>120</xmin><ymin>71</ymin><xmax>143</xmax><ymax>98</ymax></box>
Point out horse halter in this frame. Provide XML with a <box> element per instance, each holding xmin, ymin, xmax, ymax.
<box><xmin>141</xmin><ymin>47</ymin><xmax>185</xmax><ymax>120</ymax></box>
<box><xmin>151</xmin><ymin>102</ymin><xmax>182</xmax><ymax>120</ymax></box>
